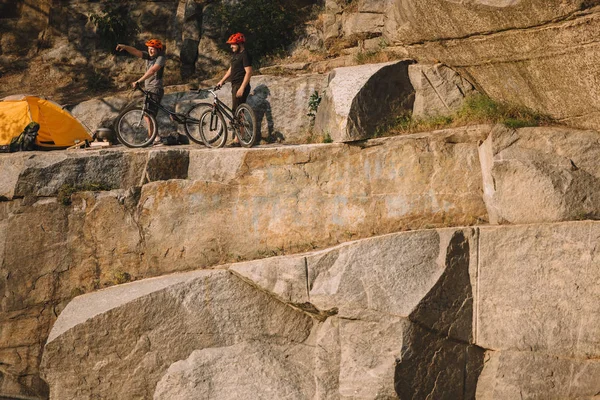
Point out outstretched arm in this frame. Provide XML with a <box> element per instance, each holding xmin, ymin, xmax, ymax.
<box><xmin>116</xmin><ymin>44</ymin><xmax>143</xmax><ymax>58</ymax></box>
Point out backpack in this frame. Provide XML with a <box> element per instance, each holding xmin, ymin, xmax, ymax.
<box><xmin>9</xmin><ymin>122</ymin><xmax>40</xmax><ymax>152</ymax></box>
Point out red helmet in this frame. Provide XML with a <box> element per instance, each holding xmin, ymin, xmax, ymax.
<box><xmin>145</xmin><ymin>39</ymin><xmax>164</xmax><ymax>51</ymax></box>
<box><xmin>226</xmin><ymin>33</ymin><xmax>245</xmax><ymax>44</ymax></box>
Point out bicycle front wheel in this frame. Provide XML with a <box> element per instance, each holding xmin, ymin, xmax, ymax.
<box><xmin>114</xmin><ymin>107</ymin><xmax>157</xmax><ymax>148</ymax></box>
<box><xmin>235</xmin><ymin>104</ymin><xmax>258</xmax><ymax>148</ymax></box>
<box><xmin>199</xmin><ymin>109</ymin><xmax>227</xmax><ymax>148</ymax></box>
<box><xmin>184</xmin><ymin>102</ymin><xmax>212</xmax><ymax>145</ymax></box>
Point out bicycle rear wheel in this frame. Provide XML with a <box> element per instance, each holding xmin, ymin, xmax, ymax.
<box><xmin>114</xmin><ymin>107</ymin><xmax>157</xmax><ymax>148</ymax></box>
<box><xmin>184</xmin><ymin>102</ymin><xmax>212</xmax><ymax>145</ymax></box>
<box><xmin>235</xmin><ymin>104</ymin><xmax>258</xmax><ymax>148</ymax></box>
<box><xmin>199</xmin><ymin>109</ymin><xmax>227</xmax><ymax>148</ymax></box>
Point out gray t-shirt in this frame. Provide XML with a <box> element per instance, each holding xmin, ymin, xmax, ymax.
<box><xmin>142</xmin><ymin>52</ymin><xmax>166</xmax><ymax>91</ymax></box>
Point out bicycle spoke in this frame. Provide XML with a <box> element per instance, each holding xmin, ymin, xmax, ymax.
<box><xmin>116</xmin><ymin>108</ymin><xmax>156</xmax><ymax>147</ymax></box>
<box><xmin>235</xmin><ymin>104</ymin><xmax>257</xmax><ymax>147</ymax></box>
<box><xmin>199</xmin><ymin>109</ymin><xmax>227</xmax><ymax>148</ymax></box>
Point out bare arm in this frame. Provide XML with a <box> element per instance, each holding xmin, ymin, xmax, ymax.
<box><xmin>135</xmin><ymin>64</ymin><xmax>162</xmax><ymax>85</ymax></box>
<box><xmin>115</xmin><ymin>44</ymin><xmax>143</xmax><ymax>58</ymax></box>
<box><xmin>217</xmin><ymin>67</ymin><xmax>232</xmax><ymax>87</ymax></box>
<box><xmin>236</xmin><ymin>66</ymin><xmax>253</xmax><ymax>97</ymax></box>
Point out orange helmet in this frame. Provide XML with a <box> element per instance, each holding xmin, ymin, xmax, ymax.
<box><xmin>226</xmin><ymin>33</ymin><xmax>245</xmax><ymax>44</ymax></box>
<box><xmin>145</xmin><ymin>39</ymin><xmax>164</xmax><ymax>51</ymax></box>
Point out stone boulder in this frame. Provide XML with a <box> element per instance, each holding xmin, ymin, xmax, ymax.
<box><xmin>314</xmin><ymin>60</ymin><xmax>416</xmax><ymax>142</ymax></box>
<box><xmin>313</xmin><ymin>60</ymin><xmax>478</xmax><ymax>142</ymax></box>
<box><xmin>40</xmin><ymin>269</ymin><xmax>314</xmax><ymax>400</ymax></box>
<box><xmin>478</xmin><ymin>124</ymin><xmax>600</xmax><ymax>224</ymax></box>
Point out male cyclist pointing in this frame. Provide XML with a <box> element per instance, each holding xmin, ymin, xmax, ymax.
<box><xmin>116</xmin><ymin>39</ymin><xmax>166</xmax><ymax>119</ymax></box>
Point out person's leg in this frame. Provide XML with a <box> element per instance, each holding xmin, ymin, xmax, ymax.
<box><xmin>145</xmin><ymin>89</ymin><xmax>164</xmax><ymax>140</ymax></box>
<box><xmin>231</xmin><ymin>83</ymin><xmax>241</xmax><ymax>113</ymax></box>
<box><xmin>240</xmin><ymin>85</ymin><xmax>250</xmax><ymax>106</ymax></box>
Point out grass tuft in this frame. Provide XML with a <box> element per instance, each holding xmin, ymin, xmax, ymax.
<box><xmin>57</xmin><ymin>182</ymin><xmax>114</xmax><ymax>206</ymax></box>
<box><xmin>384</xmin><ymin>94</ymin><xmax>555</xmax><ymax>136</ymax></box>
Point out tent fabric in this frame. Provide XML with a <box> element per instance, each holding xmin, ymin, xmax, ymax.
<box><xmin>0</xmin><ymin>95</ymin><xmax>92</xmax><ymax>148</ymax></box>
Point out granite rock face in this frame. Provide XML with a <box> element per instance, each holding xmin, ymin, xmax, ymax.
<box><xmin>41</xmin><ymin>227</ymin><xmax>483</xmax><ymax>400</ymax></box>
<box><xmin>40</xmin><ymin>270</ymin><xmax>315</xmax><ymax>400</ymax></box>
<box><xmin>323</xmin><ymin>0</ymin><xmax>600</xmax><ymax>131</ymax></box>
<box><xmin>478</xmin><ymin>125</ymin><xmax>600</xmax><ymax>224</ymax></box>
<box><xmin>154</xmin><ymin>342</ymin><xmax>317</xmax><ymax>400</ymax></box>
<box><xmin>474</xmin><ymin>221</ymin><xmax>600</xmax><ymax>399</ymax></box>
<box><xmin>0</xmin><ymin>0</ymin><xmax>227</xmax><ymax>98</ymax></box>
<box><xmin>409</xmin><ymin>64</ymin><xmax>477</xmax><ymax>119</ymax></box>
<box><xmin>4</xmin><ymin>124</ymin><xmax>600</xmax><ymax>398</ymax></box>
<box><xmin>40</xmin><ymin>220</ymin><xmax>600</xmax><ymax>399</ymax></box>
<box><xmin>0</xmin><ymin>126</ymin><xmax>488</xmax><ymax>399</ymax></box>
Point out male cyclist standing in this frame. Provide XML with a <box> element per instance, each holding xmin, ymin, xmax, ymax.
<box><xmin>116</xmin><ymin>39</ymin><xmax>166</xmax><ymax>120</ymax></box>
<box><xmin>216</xmin><ymin>32</ymin><xmax>253</xmax><ymax>114</ymax></box>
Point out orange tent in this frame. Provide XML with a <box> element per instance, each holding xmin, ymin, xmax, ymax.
<box><xmin>0</xmin><ymin>95</ymin><xmax>92</xmax><ymax>149</ymax></box>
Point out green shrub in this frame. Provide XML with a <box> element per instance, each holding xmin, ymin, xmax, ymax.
<box><xmin>113</xmin><ymin>271</ymin><xmax>132</xmax><ymax>285</ymax></box>
<box><xmin>215</xmin><ymin>0</ymin><xmax>313</xmax><ymax>63</ymax></box>
<box><xmin>307</xmin><ymin>90</ymin><xmax>322</xmax><ymax>119</ymax></box>
<box><xmin>90</xmin><ymin>4</ymin><xmax>139</xmax><ymax>51</ymax></box>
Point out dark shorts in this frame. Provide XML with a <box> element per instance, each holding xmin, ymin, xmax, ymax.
<box><xmin>145</xmin><ymin>88</ymin><xmax>164</xmax><ymax>117</ymax></box>
<box><xmin>231</xmin><ymin>83</ymin><xmax>250</xmax><ymax>113</ymax></box>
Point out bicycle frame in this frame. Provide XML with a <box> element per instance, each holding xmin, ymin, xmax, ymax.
<box><xmin>203</xmin><ymin>89</ymin><xmax>235</xmax><ymax>123</ymax></box>
<box><xmin>135</xmin><ymin>85</ymin><xmax>198</xmax><ymax>125</ymax></box>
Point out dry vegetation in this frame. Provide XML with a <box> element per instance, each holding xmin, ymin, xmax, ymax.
<box><xmin>380</xmin><ymin>94</ymin><xmax>557</xmax><ymax>138</ymax></box>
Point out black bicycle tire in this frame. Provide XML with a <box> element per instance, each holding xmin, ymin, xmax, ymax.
<box><xmin>184</xmin><ymin>102</ymin><xmax>213</xmax><ymax>145</ymax></box>
<box><xmin>235</xmin><ymin>104</ymin><xmax>258</xmax><ymax>148</ymax></box>
<box><xmin>114</xmin><ymin>106</ymin><xmax>157</xmax><ymax>148</ymax></box>
<box><xmin>199</xmin><ymin>108</ymin><xmax>227</xmax><ymax>148</ymax></box>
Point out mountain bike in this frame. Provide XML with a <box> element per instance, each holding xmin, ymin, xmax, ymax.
<box><xmin>185</xmin><ymin>87</ymin><xmax>258</xmax><ymax>148</ymax></box>
<box><xmin>114</xmin><ymin>84</ymin><xmax>211</xmax><ymax>148</ymax></box>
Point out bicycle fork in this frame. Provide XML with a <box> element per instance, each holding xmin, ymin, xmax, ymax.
<box><xmin>209</xmin><ymin>108</ymin><xmax>220</xmax><ymax>131</ymax></box>
<box><xmin>136</xmin><ymin>96</ymin><xmax>150</xmax><ymax>128</ymax></box>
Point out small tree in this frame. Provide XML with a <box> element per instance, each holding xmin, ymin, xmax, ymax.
<box><xmin>215</xmin><ymin>0</ymin><xmax>307</xmax><ymax>63</ymax></box>
<box><xmin>90</xmin><ymin>4</ymin><xmax>140</xmax><ymax>51</ymax></box>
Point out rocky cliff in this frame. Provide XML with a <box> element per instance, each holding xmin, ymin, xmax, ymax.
<box><xmin>322</xmin><ymin>0</ymin><xmax>600</xmax><ymax>130</ymax></box>
<box><xmin>2</xmin><ymin>123</ymin><xmax>600</xmax><ymax>399</ymax></box>
<box><xmin>3</xmin><ymin>0</ymin><xmax>600</xmax><ymax>399</ymax></box>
